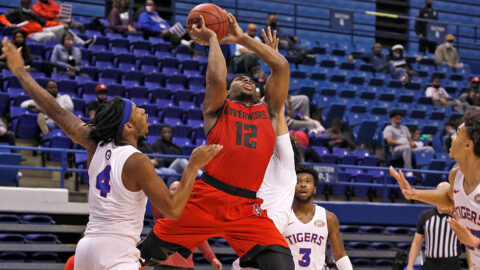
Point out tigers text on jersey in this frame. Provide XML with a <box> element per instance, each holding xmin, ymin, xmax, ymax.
<box><xmin>283</xmin><ymin>205</ymin><xmax>328</xmax><ymax>270</ymax></box>
<box><xmin>453</xmin><ymin>169</ymin><xmax>480</xmax><ymax>266</ymax></box>
<box><xmin>85</xmin><ymin>142</ymin><xmax>147</xmax><ymax>243</ymax></box>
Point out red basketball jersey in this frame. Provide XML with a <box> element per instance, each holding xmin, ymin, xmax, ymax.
<box><xmin>204</xmin><ymin>99</ymin><xmax>275</xmax><ymax>191</ymax></box>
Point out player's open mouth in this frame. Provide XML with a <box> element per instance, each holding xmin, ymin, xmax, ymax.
<box><xmin>243</xmin><ymin>84</ymin><xmax>252</xmax><ymax>90</ymax></box>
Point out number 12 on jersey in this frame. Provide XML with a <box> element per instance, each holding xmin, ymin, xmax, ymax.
<box><xmin>299</xmin><ymin>248</ymin><xmax>311</xmax><ymax>267</ymax></box>
<box><xmin>96</xmin><ymin>165</ymin><xmax>112</xmax><ymax>198</ymax></box>
<box><xmin>235</xmin><ymin>121</ymin><xmax>257</xmax><ymax>149</ymax></box>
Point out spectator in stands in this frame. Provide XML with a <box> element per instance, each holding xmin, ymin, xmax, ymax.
<box><xmin>435</xmin><ymin>34</ymin><xmax>462</xmax><ymax>71</ymax></box>
<box><xmin>108</xmin><ymin>0</ymin><xmax>137</xmax><ymax>35</ymax></box>
<box><xmin>152</xmin><ymin>180</ymin><xmax>223</xmax><ymax>270</ymax></box>
<box><xmin>266</xmin><ymin>12</ymin><xmax>308</xmax><ymax>65</ymax></box>
<box><xmin>286</xmin><ymin>94</ymin><xmax>324</xmax><ymax>135</ymax></box>
<box><xmin>325</xmin><ymin>119</ymin><xmax>356</xmax><ymax>151</ymax></box>
<box><xmin>234</xmin><ymin>23</ymin><xmax>261</xmax><ymax>73</ymax></box>
<box><xmin>407</xmin><ymin>192</ymin><xmax>460</xmax><ymax>270</ymax></box>
<box><xmin>387</xmin><ymin>44</ymin><xmax>416</xmax><ymax>83</ymax></box>
<box><xmin>20</xmin><ymin>80</ymin><xmax>73</xmax><ymax>135</ymax></box>
<box><xmin>51</xmin><ymin>32</ymin><xmax>87</xmax><ymax>79</ymax></box>
<box><xmin>409</xmin><ymin>126</ymin><xmax>432</xmax><ymax>148</ymax></box>
<box><xmin>348</xmin><ymin>43</ymin><xmax>389</xmax><ymax>73</ymax></box>
<box><xmin>290</xmin><ymin>130</ymin><xmax>322</xmax><ymax>163</ymax></box>
<box><xmin>383</xmin><ymin>110</ymin><xmax>435</xmax><ymax>174</ymax></box>
<box><xmin>443</xmin><ymin>120</ymin><xmax>458</xmax><ymax>153</ymax></box>
<box><xmin>87</xmin><ymin>84</ymin><xmax>108</xmax><ymax>118</ymax></box>
<box><xmin>470</xmin><ymin>77</ymin><xmax>480</xmax><ymax>92</ymax></box>
<box><xmin>137</xmin><ymin>0</ymin><xmax>192</xmax><ymax>49</ymax></box>
<box><xmin>136</xmin><ymin>135</ymin><xmax>162</xmax><ymax>169</ymax></box>
<box><xmin>425</xmin><ymin>76</ymin><xmax>466</xmax><ymax>113</ymax></box>
<box><xmin>0</xmin><ymin>0</ymin><xmax>95</xmax><ymax>46</ymax></box>
<box><xmin>459</xmin><ymin>88</ymin><xmax>480</xmax><ymax>111</ymax></box>
<box><xmin>0</xmin><ymin>117</ymin><xmax>15</xmax><ymax>146</ymax></box>
<box><xmin>415</xmin><ymin>0</ymin><xmax>438</xmax><ymax>54</ymax></box>
<box><xmin>152</xmin><ymin>125</ymin><xmax>199</xmax><ymax>176</ymax></box>
<box><xmin>0</xmin><ymin>29</ymin><xmax>34</xmax><ymax>72</ymax></box>
<box><xmin>32</xmin><ymin>0</ymin><xmax>85</xmax><ymax>33</ymax></box>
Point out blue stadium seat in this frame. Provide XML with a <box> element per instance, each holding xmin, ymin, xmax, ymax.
<box><xmin>160</xmin><ymin>57</ymin><xmax>180</xmax><ymax>74</ymax></box>
<box><xmin>351</xmin><ymin>258</ymin><xmax>372</xmax><ymax>266</ymax></box>
<box><xmin>12</xmin><ymin>112</ymin><xmax>39</xmax><ymax>139</ymax></box>
<box><xmin>22</xmin><ymin>215</ymin><xmax>54</xmax><ymax>225</ymax></box>
<box><xmin>0</xmin><ymin>93</ymin><xmax>9</xmax><ymax>116</ymax></box>
<box><xmin>122</xmin><ymin>71</ymin><xmax>145</xmax><ymax>87</ymax></box>
<box><xmin>312</xmin><ymin>146</ymin><xmax>338</xmax><ymax>164</ymax></box>
<box><xmin>346</xmin><ymin>241</ymin><xmax>369</xmax><ymax>249</ymax></box>
<box><xmin>99</xmin><ymin>69</ymin><xmax>122</xmax><ymax>84</ymax></box>
<box><xmin>360</xmin><ymin>225</ymin><xmax>384</xmax><ymax>234</ymax></box>
<box><xmin>127</xmin><ymin>86</ymin><xmax>148</xmax><ymax>98</ymax></box>
<box><xmin>145</xmin><ymin>73</ymin><xmax>168</xmax><ymax>88</ymax></box>
<box><xmin>386</xmin><ymin>227</ymin><xmax>411</xmax><ymax>235</ymax></box>
<box><xmin>188</xmin><ymin>76</ymin><xmax>205</xmax><ymax>92</ymax></box>
<box><xmin>107</xmin><ymin>84</ymin><xmax>126</xmax><ymax>97</ymax></box>
<box><xmin>352</xmin><ymin>120</ymin><xmax>377</xmax><ymax>146</ymax></box>
<box><xmin>0</xmin><ymin>214</ymin><xmax>20</xmax><ymax>224</ymax></box>
<box><xmin>149</xmin><ymin>88</ymin><xmax>171</xmax><ymax>103</ymax></box>
<box><xmin>31</xmin><ymin>252</ymin><xmax>58</xmax><ymax>263</ymax></box>
<box><xmin>0</xmin><ymin>252</ymin><xmax>26</xmax><ymax>262</ymax></box>
<box><xmin>370</xmin><ymin>242</ymin><xmax>394</xmax><ymax>250</ymax></box>
<box><xmin>26</xmin><ymin>234</ymin><xmax>58</xmax><ymax>244</ymax></box>
<box><xmin>42</xmin><ymin>130</ymin><xmax>72</xmax><ymax>162</ymax></box>
<box><xmin>0</xmin><ymin>234</ymin><xmax>25</xmax><ymax>244</ymax></box>
<box><xmin>160</xmin><ymin>107</ymin><xmax>184</xmax><ymax>122</ymax></box>
<box><xmin>57</xmin><ymin>79</ymin><xmax>77</xmax><ymax>95</ymax></box>
<box><xmin>322</xmin><ymin>103</ymin><xmax>346</xmax><ymax>128</ymax></box>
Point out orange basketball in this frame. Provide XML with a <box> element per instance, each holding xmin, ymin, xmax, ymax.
<box><xmin>186</xmin><ymin>3</ymin><xmax>228</xmax><ymax>41</ymax></box>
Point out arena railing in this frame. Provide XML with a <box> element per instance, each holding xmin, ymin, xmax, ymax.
<box><xmin>174</xmin><ymin>0</ymin><xmax>480</xmax><ymax>57</ymax></box>
<box><xmin>0</xmin><ymin>145</ymin><xmax>450</xmax><ymax>202</ymax></box>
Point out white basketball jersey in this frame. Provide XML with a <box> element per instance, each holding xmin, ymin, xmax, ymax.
<box><xmin>257</xmin><ymin>133</ymin><xmax>296</xmax><ymax>233</ymax></box>
<box><xmin>453</xmin><ymin>169</ymin><xmax>480</xmax><ymax>267</ymax></box>
<box><xmin>85</xmin><ymin>142</ymin><xmax>147</xmax><ymax>243</ymax></box>
<box><xmin>283</xmin><ymin>205</ymin><xmax>328</xmax><ymax>270</ymax></box>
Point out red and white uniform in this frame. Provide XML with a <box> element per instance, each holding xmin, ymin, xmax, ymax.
<box><xmin>453</xmin><ymin>169</ymin><xmax>480</xmax><ymax>268</ymax></box>
<box><xmin>154</xmin><ymin>99</ymin><xmax>290</xmax><ymax>267</ymax></box>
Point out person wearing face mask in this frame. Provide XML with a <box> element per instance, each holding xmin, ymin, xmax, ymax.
<box><xmin>435</xmin><ymin>34</ymin><xmax>462</xmax><ymax>71</ymax></box>
<box><xmin>348</xmin><ymin>42</ymin><xmax>389</xmax><ymax>73</ymax></box>
<box><xmin>426</xmin><ymin>76</ymin><xmax>466</xmax><ymax>113</ymax></box>
<box><xmin>108</xmin><ymin>0</ymin><xmax>137</xmax><ymax>35</ymax></box>
<box><xmin>387</xmin><ymin>44</ymin><xmax>417</xmax><ymax>83</ymax></box>
<box><xmin>234</xmin><ymin>23</ymin><xmax>262</xmax><ymax>74</ymax></box>
<box><xmin>20</xmin><ymin>80</ymin><xmax>73</xmax><ymax>136</ymax></box>
<box><xmin>415</xmin><ymin>0</ymin><xmax>438</xmax><ymax>54</ymax></box>
<box><xmin>0</xmin><ymin>29</ymin><xmax>34</xmax><ymax>71</ymax></box>
<box><xmin>383</xmin><ymin>110</ymin><xmax>434</xmax><ymax>175</ymax></box>
<box><xmin>87</xmin><ymin>84</ymin><xmax>109</xmax><ymax>118</ymax></box>
<box><xmin>459</xmin><ymin>88</ymin><xmax>480</xmax><ymax>111</ymax></box>
<box><xmin>32</xmin><ymin>0</ymin><xmax>85</xmax><ymax>33</ymax></box>
<box><xmin>137</xmin><ymin>0</ymin><xmax>193</xmax><ymax>49</ymax></box>
<box><xmin>51</xmin><ymin>32</ymin><xmax>87</xmax><ymax>79</ymax></box>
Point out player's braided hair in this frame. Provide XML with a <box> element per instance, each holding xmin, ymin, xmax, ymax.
<box><xmin>296</xmin><ymin>166</ymin><xmax>320</xmax><ymax>186</ymax></box>
<box><xmin>87</xmin><ymin>97</ymin><xmax>125</xmax><ymax>146</ymax></box>
<box><xmin>462</xmin><ymin>110</ymin><xmax>480</xmax><ymax>157</ymax></box>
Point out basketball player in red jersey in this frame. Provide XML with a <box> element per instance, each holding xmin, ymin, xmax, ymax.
<box><xmin>138</xmin><ymin>13</ymin><xmax>293</xmax><ymax>269</ymax></box>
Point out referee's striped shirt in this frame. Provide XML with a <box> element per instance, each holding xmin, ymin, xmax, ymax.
<box><xmin>417</xmin><ymin>208</ymin><xmax>460</xmax><ymax>258</ymax></box>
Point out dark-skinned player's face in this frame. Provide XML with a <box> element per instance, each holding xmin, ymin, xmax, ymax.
<box><xmin>129</xmin><ymin>103</ymin><xmax>149</xmax><ymax>136</ymax></box>
<box><xmin>227</xmin><ymin>76</ymin><xmax>259</xmax><ymax>104</ymax></box>
<box><xmin>294</xmin><ymin>173</ymin><xmax>316</xmax><ymax>203</ymax></box>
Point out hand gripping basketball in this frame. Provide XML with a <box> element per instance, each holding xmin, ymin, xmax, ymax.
<box><xmin>219</xmin><ymin>12</ymin><xmax>245</xmax><ymax>45</ymax></box>
<box><xmin>188</xmin><ymin>15</ymin><xmax>217</xmax><ymax>46</ymax></box>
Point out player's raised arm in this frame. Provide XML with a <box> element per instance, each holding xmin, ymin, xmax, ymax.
<box><xmin>125</xmin><ymin>143</ymin><xmax>222</xmax><ymax>220</ymax></box>
<box><xmin>223</xmin><ymin>13</ymin><xmax>289</xmax><ymax>119</ymax></box>
<box><xmin>189</xmin><ymin>16</ymin><xmax>227</xmax><ymax>132</ymax></box>
<box><xmin>326</xmin><ymin>210</ymin><xmax>352</xmax><ymax>270</ymax></box>
<box><xmin>389</xmin><ymin>166</ymin><xmax>455</xmax><ymax>208</ymax></box>
<box><xmin>2</xmin><ymin>38</ymin><xmax>96</xmax><ymax>152</ymax></box>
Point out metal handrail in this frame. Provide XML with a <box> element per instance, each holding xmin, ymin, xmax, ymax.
<box><xmin>0</xmin><ymin>145</ymin><xmax>451</xmax><ymax>202</ymax></box>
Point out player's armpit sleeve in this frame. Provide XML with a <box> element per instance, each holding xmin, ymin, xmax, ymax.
<box><xmin>274</xmin><ymin>133</ymin><xmax>295</xmax><ymax>171</ymax></box>
<box><xmin>335</xmin><ymin>256</ymin><xmax>353</xmax><ymax>270</ymax></box>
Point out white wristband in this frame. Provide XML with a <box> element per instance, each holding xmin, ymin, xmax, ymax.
<box><xmin>335</xmin><ymin>256</ymin><xmax>353</xmax><ymax>270</ymax></box>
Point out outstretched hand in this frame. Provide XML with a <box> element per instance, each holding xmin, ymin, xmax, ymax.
<box><xmin>188</xmin><ymin>15</ymin><xmax>216</xmax><ymax>46</ymax></box>
<box><xmin>220</xmin><ymin>12</ymin><xmax>244</xmax><ymax>44</ymax></box>
<box><xmin>389</xmin><ymin>166</ymin><xmax>416</xmax><ymax>200</ymax></box>
<box><xmin>261</xmin><ymin>26</ymin><xmax>279</xmax><ymax>51</ymax></box>
<box><xmin>2</xmin><ymin>37</ymin><xmax>25</xmax><ymax>74</ymax></box>
<box><xmin>188</xmin><ymin>142</ymin><xmax>223</xmax><ymax>170</ymax></box>
<box><xmin>447</xmin><ymin>213</ymin><xmax>480</xmax><ymax>248</ymax></box>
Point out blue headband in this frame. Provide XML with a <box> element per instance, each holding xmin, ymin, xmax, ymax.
<box><xmin>118</xmin><ymin>98</ymin><xmax>133</xmax><ymax>133</ymax></box>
